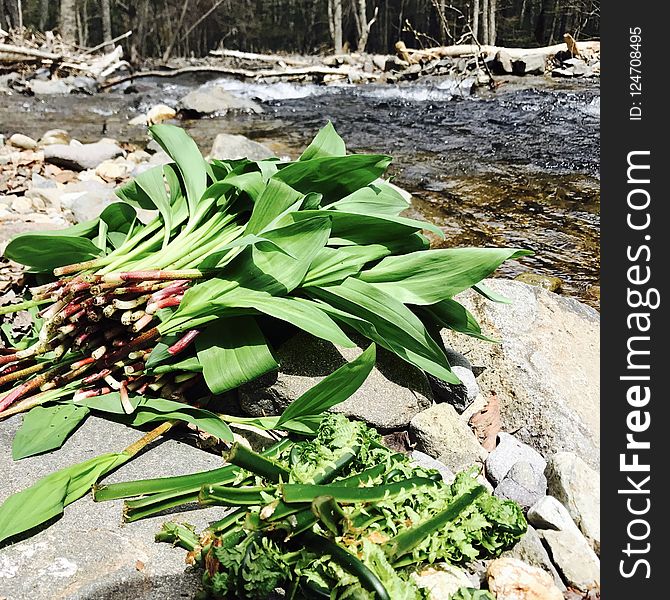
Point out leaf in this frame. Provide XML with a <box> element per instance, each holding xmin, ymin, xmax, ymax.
<box><xmin>421</xmin><ymin>299</ymin><xmax>497</xmax><ymax>342</ymax></box>
<box><xmin>358</xmin><ymin>248</ymin><xmax>531</xmax><ymax>305</ymax></box>
<box><xmin>307</xmin><ymin>278</ymin><xmax>459</xmax><ymax>384</ymax></box>
<box><xmin>473</xmin><ymin>282</ymin><xmax>513</xmax><ymax>304</ymax></box>
<box><xmin>3</xmin><ymin>234</ymin><xmax>102</xmax><ymax>272</ymax></box>
<box><xmin>221</xmin><ymin>292</ymin><xmax>355</xmax><ymax>348</ymax></box>
<box><xmin>245</xmin><ymin>178</ymin><xmax>304</xmax><ymax>235</ymax></box>
<box><xmin>195</xmin><ymin>317</ymin><xmax>278</xmax><ymax>394</ymax></box>
<box><xmin>274</xmin><ymin>154</ymin><xmax>392</xmax><ymax>203</ymax></box>
<box><xmin>75</xmin><ymin>394</ymin><xmax>234</xmax><ymax>441</ymax></box>
<box><xmin>302</xmin><ymin>245</ymin><xmax>392</xmax><ymax>288</ymax></box>
<box><xmin>149</xmin><ymin>124</ymin><xmax>208</xmax><ymax>215</ymax></box>
<box><xmin>134</xmin><ymin>166</ymin><xmax>173</xmax><ymax>247</ymax></box>
<box><xmin>328</xmin><ymin>184</ymin><xmax>410</xmax><ymax>217</ymax></box>
<box><xmin>0</xmin><ymin>452</ymin><xmax>128</xmax><ymax>544</ymax></box>
<box><xmin>277</xmin><ymin>343</ymin><xmax>376</xmax><ymax>427</ymax></box>
<box><xmin>299</xmin><ymin>121</ymin><xmax>346</xmax><ymax>161</ymax></box>
<box><xmin>12</xmin><ymin>404</ymin><xmax>90</xmax><ymax>460</ymax></box>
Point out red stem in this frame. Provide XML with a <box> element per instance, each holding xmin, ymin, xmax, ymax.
<box><xmin>167</xmin><ymin>330</ymin><xmax>200</xmax><ymax>356</ymax></box>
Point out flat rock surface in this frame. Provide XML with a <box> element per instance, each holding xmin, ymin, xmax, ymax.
<box><xmin>442</xmin><ymin>279</ymin><xmax>600</xmax><ymax>468</ymax></box>
<box><xmin>0</xmin><ymin>416</ymin><xmax>224</xmax><ymax>599</ymax></box>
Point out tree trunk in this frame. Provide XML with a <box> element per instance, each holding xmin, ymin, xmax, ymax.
<box><xmin>354</xmin><ymin>0</ymin><xmax>369</xmax><ymax>52</ymax></box>
<box><xmin>39</xmin><ymin>0</ymin><xmax>50</xmax><ymax>30</ymax></box>
<box><xmin>5</xmin><ymin>0</ymin><xmax>20</xmax><ymax>29</ymax></box>
<box><xmin>101</xmin><ymin>0</ymin><xmax>112</xmax><ymax>51</ymax></box>
<box><xmin>328</xmin><ymin>0</ymin><xmax>343</xmax><ymax>54</ymax></box>
<box><xmin>473</xmin><ymin>0</ymin><xmax>480</xmax><ymax>40</ymax></box>
<box><xmin>489</xmin><ymin>0</ymin><xmax>496</xmax><ymax>45</ymax></box>
<box><xmin>481</xmin><ymin>0</ymin><xmax>489</xmax><ymax>44</ymax></box>
<box><xmin>59</xmin><ymin>0</ymin><xmax>77</xmax><ymax>44</ymax></box>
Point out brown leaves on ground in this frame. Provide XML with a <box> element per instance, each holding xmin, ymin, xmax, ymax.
<box><xmin>469</xmin><ymin>392</ymin><xmax>502</xmax><ymax>451</ymax></box>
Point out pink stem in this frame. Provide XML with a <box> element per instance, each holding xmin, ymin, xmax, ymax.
<box><xmin>167</xmin><ymin>330</ymin><xmax>200</xmax><ymax>356</ymax></box>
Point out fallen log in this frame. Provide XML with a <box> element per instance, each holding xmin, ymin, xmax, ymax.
<box><xmin>395</xmin><ymin>40</ymin><xmax>600</xmax><ymax>62</ymax></box>
<box><xmin>101</xmin><ymin>64</ymin><xmax>378</xmax><ymax>89</ymax></box>
<box><xmin>209</xmin><ymin>48</ymin><xmax>309</xmax><ymax>67</ymax></box>
<box><xmin>0</xmin><ymin>43</ymin><xmax>61</xmax><ymax>63</ymax></box>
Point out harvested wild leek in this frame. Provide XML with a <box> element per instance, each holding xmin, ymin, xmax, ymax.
<box><xmin>153</xmin><ymin>414</ymin><xmax>526</xmax><ymax>599</ymax></box>
<box><xmin>0</xmin><ymin>122</ymin><xmax>528</xmax><ymax>422</ymax></box>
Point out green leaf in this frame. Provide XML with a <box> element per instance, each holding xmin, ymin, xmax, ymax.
<box><xmin>245</xmin><ymin>178</ymin><xmax>304</xmax><ymax>235</ymax></box>
<box><xmin>358</xmin><ymin>248</ymin><xmax>531</xmax><ymax>305</ymax></box>
<box><xmin>4</xmin><ymin>234</ymin><xmax>101</xmax><ymax>271</ymax></box>
<box><xmin>307</xmin><ymin>278</ymin><xmax>459</xmax><ymax>383</ymax></box>
<box><xmin>473</xmin><ymin>282</ymin><xmax>513</xmax><ymax>304</ymax></box>
<box><xmin>12</xmin><ymin>404</ymin><xmax>90</xmax><ymax>460</ymax></box>
<box><xmin>0</xmin><ymin>452</ymin><xmax>128</xmax><ymax>544</ymax></box>
<box><xmin>302</xmin><ymin>245</ymin><xmax>392</xmax><ymax>288</ymax></box>
<box><xmin>299</xmin><ymin>121</ymin><xmax>346</xmax><ymax>161</ymax></box>
<box><xmin>421</xmin><ymin>299</ymin><xmax>497</xmax><ymax>342</ymax></box>
<box><xmin>277</xmin><ymin>343</ymin><xmax>376</xmax><ymax>427</ymax></box>
<box><xmin>329</xmin><ymin>183</ymin><xmax>410</xmax><ymax>217</ymax></box>
<box><xmin>149</xmin><ymin>124</ymin><xmax>208</xmax><ymax>215</ymax></box>
<box><xmin>134</xmin><ymin>166</ymin><xmax>172</xmax><ymax>247</ymax></box>
<box><xmin>275</xmin><ymin>154</ymin><xmax>392</xmax><ymax>203</ymax></box>
<box><xmin>195</xmin><ymin>317</ymin><xmax>278</xmax><ymax>394</ymax></box>
<box><xmin>221</xmin><ymin>292</ymin><xmax>355</xmax><ymax>348</ymax></box>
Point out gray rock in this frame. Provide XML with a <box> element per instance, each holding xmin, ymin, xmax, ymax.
<box><xmin>545</xmin><ymin>452</ymin><xmax>600</xmax><ymax>554</ymax></box>
<box><xmin>239</xmin><ymin>332</ymin><xmax>433</xmax><ymax>430</ymax></box>
<box><xmin>0</xmin><ymin>415</ymin><xmax>222</xmax><ymax>599</ymax></box>
<box><xmin>485</xmin><ymin>432</ymin><xmax>546</xmax><ymax>486</ymax></box>
<box><xmin>441</xmin><ymin>279</ymin><xmax>600</xmax><ymax>468</ymax></box>
<box><xmin>371</xmin><ymin>55</ymin><xmax>388</xmax><ymax>71</ymax></box>
<box><xmin>179</xmin><ymin>84</ymin><xmax>263</xmax><ymax>116</ymax></box>
<box><xmin>44</xmin><ymin>141</ymin><xmax>125</xmax><ymax>171</ymax></box>
<box><xmin>57</xmin><ymin>180</ymin><xmax>118</xmax><ymax>223</ymax></box>
<box><xmin>411</xmin><ymin>563</ymin><xmax>472</xmax><ymax>599</ymax></box>
<box><xmin>426</xmin><ymin>365</ymin><xmax>479</xmax><ymax>414</ymax></box>
<box><xmin>493</xmin><ymin>50</ymin><xmax>514</xmax><ymax>74</ymax></box>
<box><xmin>208</xmin><ymin>133</ymin><xmax>274</xmax><ymax>161</ymax></box>
<box><xmin>512</xmin><ymin>54</ymin><xmax>546</xmax><ymax>75</ymax></box>
<box><xmin>563</xmin><ymin>58</ymin><xmax>589</xmax><ymax>76</ymax></box>
<box><xmin>494</xmin><ymin>461</ymin><xmax>547</xmax><ymax>509</ymax></box>
<box><xmin>411</xmin><ymin>450</ymin><xmax>456</xmax><ymax>484</ymax></box>
<box><xmin>39</xmin><ymin>129</ymin><xmax>70</xmax><ymax>146</ymax></box>
<box><xmin>527</xmin><ymin>495</ymin><xmax>579</xmax><ymax>533</ymax></box>
<box><xmin>410</xmin><ymin>403</ymin><xmax>487</xmax><ymax>472</ymax></box>
<box><xmin>502</xmin><ymin>526</ymin><xmax>566</xmax><ymax>590</ymax></box>
<box><xmin>28</xmin><ymin>78</ymin><xmax>72</xmax><ymax>95</ymax></box>
<box><xmin>552</xmin><ymin>68</ymin><xmax>575</xmax><ymax>78</ymax></box>
<box><xmin>540</xmin><ymin>528</ymin><xmax>600</xmax><ymax>591</ymax></box>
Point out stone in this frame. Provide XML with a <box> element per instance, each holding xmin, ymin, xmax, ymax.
<box><xmin>485</xmin><ymin>432</ymin><xmax>546</xmax><ymax>486</ymax></box>
<box><xmin>208</xmin><ymin>133</ymin><xmax>274</xmax><ymax>161</ymax></box>
<box><xmin>493</xmin><ymin>50</ymin><xmax>514</xmax><ymax>74</ymax></box>
<box><xmin>239</xmin><ymin>332</ymin><xmax>432</xmax><ymax>430</ymax></box>
<box><xmin>410</xmin><ymin>403</ymin><xmax>487</xmax><ymax>472</ymax></box>
<box><xmin>411</xmin><ymin>563</ymin><xmax>472</xmax><ymax>599</ymax></box>
<box><xmin>487</xmin><ymin>557</ymin><xmax>563</xmax><ymax>600</ymax></box>
<box><xmin>545</xmin><ymin>452</ymin><xmax>600</xmax><ymax>553</ymax></box>
<box><xmin>540</xmin><ymin>528</ymin><xmax>600</xmax><ymax>591</ymax></box>
<box><xmin>27</xmin><ymin>78</ymin><xmax>72</xmax><ymax>95</ymax></box>
<box><xmin>95</xmin><ymin>159</ymin><xmax>135</xmax><ymax>182</ymax></box>
<box><xmin>44</xmin><ymin>141</ymin><xmax>125</xmax><ymax>171</ymax></box>
<box><xmin>513</xmin><ymin>272</ymin><xmax>562</xmax><ymax>293</ymax></box>
<box><xmin>9</xmin><ymin>196</ymin><xmax>33</xmax><ymax>214</ymax></box>
<box><xmin>494</xmin><ymin>461</ymin><xmax>547</xmax><ymax>509</ymax></box>
<box><xmin>411</xmin><ymin>450</ymin><xmax>456</xmax><ymax>484</ymax></box>
<box><xmin>0</xmin><ymin>415</ymin><xmax>221</xmax><ymax>599</ymax></box>
<box><xmin>127</xmin><ymin>150</ymin><xmax>151</xmax><ymax>164</ymax></box>
<box><xmin>57</xmin><ymin>181</ymin><xmax>118</xmax><ymax>223</ymax></box>
<box><xmin>179</xmin><ymin>84</ymin><xmax>263</xmax><ymax>116</ymax></box>
<box><xmin>147</xmin><ymin>104</ymin><xmax>177</xmax><ymax>125</ymax></box>
<box><xmin>426</xmin><ymin>365</ymin><xmax>479</xmax><ymax>414</ymax></box>
<box><xmin>372</xmin><ymin>55</ymin><xmax>388</xmax><ymax>71</ymax></box>
<box><xmin>502</xmin><ymin>526</ymin><xmax>565</xmax><ymax>590</ymax></box>
<box><xmin>563</xmin><ymin>58</ymin><xmax>589</xmax><ymax>76</ymax></box>
<box><xmin>8</xmin><ymin>133</ymin><xmax>38</xmax><ymax>150</ymax></box>
<box><xmin>441</xmin><ymin>279</ymin><xmax>600</xmax><ymax>468</ymax></box>
<box><xmin>39</xmin><ymin>129</ymin><xmax>70</xmax><ymax>146</ymax></box>
<box><xmin>512</xmin><ymin>54</ymin><xmax>546</xmax><ymax>75</ymax></box>
<box><xmin>552</xmin><ymin>68</ymin><xmax>575</xmax><ymax>78</ymax></box>
<box><xmin>527</xmin><ymin>495</ymin><xmax>579</xmax><ymax>533</ymax></box>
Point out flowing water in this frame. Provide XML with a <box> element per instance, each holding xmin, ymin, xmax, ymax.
<box><xmin>0</xmin><ymin>75</ymin><xmax>600</xmax><ymax>304</ymax></box>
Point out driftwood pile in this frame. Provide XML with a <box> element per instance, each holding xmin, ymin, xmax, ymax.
<box><xmin>0</xmin><ymin>28</ymin><xmax>129</xmax><ymax>95</ymax></box>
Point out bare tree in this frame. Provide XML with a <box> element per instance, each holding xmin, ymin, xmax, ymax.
<box><xmin>101</xmin><ymin>0</ymin><xmax>112</xmax><ymax>51</ymax></box>
<box><xmin>328</xmin><ymin>0</ymin><xmax>343</xmax><ymax>53</ymax></box>
<box><xmin>59</xmin><ymin>0</ymin><xmax>77</xmax><ymax>43</ymax></box>
<box><xmin>39</xmin><ymin>0</ymin><xmax>50</xmax><ymax>30</ymax></box>
<box><xmin>473</xmin><ymin>0</ymin><xmax>480</xmax><ymax>39</ymax></box>
<box><xmin>488</xmin><ymin>0</ymin><xmax>496</xmax><ymax>44</ymax></box>
<box><xmin>481</xmin><ymin>0</ymin><xmax>489</xmax><ymax>44</ymax></box>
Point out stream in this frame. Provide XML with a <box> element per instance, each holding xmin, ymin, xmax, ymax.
<box><xmin>0</xmin><ymin>74</ymin><xmax>600</xmax><ymax>304</ymax></box>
